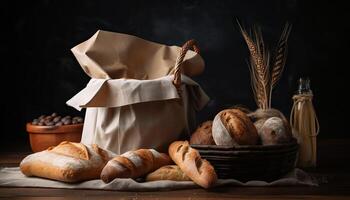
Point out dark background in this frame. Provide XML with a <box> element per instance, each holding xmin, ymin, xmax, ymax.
<box><xmin>1</xmin><ymin>0</ymin><xmax>348</xmax><ymax>151</ymax></box>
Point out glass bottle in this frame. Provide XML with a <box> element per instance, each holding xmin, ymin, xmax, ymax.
<box><xmin>290</xmin><ymin>78</ymin><xmax>319</xmax><ymax>167</ymax></box>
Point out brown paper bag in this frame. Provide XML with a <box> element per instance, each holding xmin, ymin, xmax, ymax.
<box><xmin>67</xmin><ymin>31</ymin><xmax>209</xmax><ymax>154</ymax></box>
<box><xmin>71</xmin><ymin>30</ymin><xmax>205</xmax><ymax>79</ymax></box>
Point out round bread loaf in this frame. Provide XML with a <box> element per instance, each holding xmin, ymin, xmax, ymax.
<box><xmin>212</xmin><ymin>109</ymin><xmax>259</xmax><ymax>145</ymax></box>
<box><xmin>260</xmin><ymin>117</ymin><xmax>292</xmax><ymax>145</ymax></box>
<box><xmin>249</xmin><ymin>109</ymin><xmax>293</xmax><ymax>144</ymax></box>
<box><xmin>190</xmin><ymin>121</ymin><xmax>215</xmax><ymax>145</ymax></box>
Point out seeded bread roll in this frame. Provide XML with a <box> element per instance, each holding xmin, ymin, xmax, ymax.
<box><xmin>212</xmin><ymin>109</ymin><xmax>259</xmax><ymax>145</ymax></box>
<box><xmin>168</xmin><ymin>141</ymin><xmax>217</xmax><ymax>188</ymax></box>
<box><xmin>20</xmin><ymin>141</ymin><xmax>114</xmax><ymax>182</ymax></box>
<box><xmin>146</xmin><ymin>165</ymin><xmax>191</xmax><ymax>181</ymax></box>
<box><xmin>190</xmin><ymin>121</ymin><xmax>215</xmax><ymax>145</ymax></box>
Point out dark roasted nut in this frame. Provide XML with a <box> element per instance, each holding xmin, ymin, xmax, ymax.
<box><xmin>77</xmin><ymin>117</ymin><xmax>83</xmax><ymax>123</ymax></box>
<box><xmin>63</xmin><ymin>119</ymin><xmax>72</xmax><ymax>125</ymax></box>
<box><xmin>55</xmin><ymin>122</ymin><xmax>63</xmax><ymax>126</ymax></box>
<box><xmin>47</xmin><ymin>122</ymin><xmax>55</xmax><ymax>126</ymax></box>
<box><xmin>45</xmin><ymin>121</ymin><xmax>55</xmax><ymax>126</ymax></box>
<box><xmin>32</xmin><ymin>113</ymin><xmax>84</xmax><ymax>126</ymax></box>
<box><xmin>53</xmin><ymin>116</ymin><xmax>61</xmax><ymax>123</ymax></box>
<box><xmin>61</xmin><ymin>116</ymin><xmax>71</xmax><ymax>121</ymax></box>
<box><xmin>45</xmin><ymin>116</ymin><xmax>53</xmax><ymax>121</ymax></box>
<box><xmin>73</xmin><ymin>116</ymin><xmax>83</xmax><ymax>123</ymax></box>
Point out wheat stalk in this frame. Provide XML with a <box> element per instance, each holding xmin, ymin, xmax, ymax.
<box><xmin>271</xmin><ymin>23</ymin><xmax>292</xmax><ymax>89</ymax></box>
<box><xmin>238</xmin><ymin>21</ymin><xmax>291</xmax><ymax>110</ymax></box>
<box><xmin>238</xmin><ymin>22</ymin><xmax>270</xmax><ymax>110</ymax></box>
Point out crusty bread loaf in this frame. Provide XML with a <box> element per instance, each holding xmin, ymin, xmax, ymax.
<box><xmin>212</xmin><ymin>109</ymin><xmax>259</xmax><ymax>145</ymax></box>
<box><xmin>20</xmin><ymin>141</ymin><xmax>115</xmax><ymax>182</ymax></box>
<box><xmin>190</xmin><ymin>121</ymin><xmax>215</xmax><ymax>145</ymax></box>
<box><xmin>146</xmin><ymin>165</ymin><xmax>191</xmax><ymax>182</ymax></box>
<box><xmin>260</xmin><ymin>117</ymin><xmax>292</xmax><ymax>145</ymax></box>
<box><xmin>168</xmin><ymin>141</ymin><xmax>217</xmax><ymax>188</ymax></box>
<box><xmin>248</xmin><ymin>108</ymin><xmax>293</xmax><ymax>144</ymax></box>
<box><xmin>100</xmin><ymin>149</ymin><xmax>172</xmax><ymax>183</ymax></box>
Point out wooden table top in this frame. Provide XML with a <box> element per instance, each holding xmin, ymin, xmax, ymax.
<box><xmin>0</xmin><ymin>139</ymin><xmax>349</xmax><ymax>200</ymax></box>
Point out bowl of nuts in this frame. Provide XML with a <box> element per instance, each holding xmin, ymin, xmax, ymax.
<box><xmin>26</xmin><ymin>113</ymin><xmax>84</xmax><ymax>152</ymax></box>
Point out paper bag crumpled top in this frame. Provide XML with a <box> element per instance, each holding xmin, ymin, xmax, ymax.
<box><xmin>71</xmin><ymin>30</ymin><xmax>205</xmax><ymax>80</ymax></box>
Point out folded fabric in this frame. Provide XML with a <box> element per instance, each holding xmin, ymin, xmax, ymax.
<box><xmin>0</xmin><ymin>167</ymin><xmax>317</xmax><ymax>191</ymax></box>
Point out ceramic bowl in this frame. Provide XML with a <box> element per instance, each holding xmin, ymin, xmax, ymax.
<box><xmin>26</xmin><ymin>123</ymin><xmax>83</xmax><ymax>152</ymax></box>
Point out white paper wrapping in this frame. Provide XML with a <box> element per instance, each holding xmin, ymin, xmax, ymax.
<box><xmin>67</xmin><ymin>75</ymin><xmax>209</xmax><ymax>154</ymax></box>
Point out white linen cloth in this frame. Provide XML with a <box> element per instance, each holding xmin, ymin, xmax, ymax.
<box><xmin>0</xmin><ymin>167</ymin><xmax>317</xmax><ymax>191</ymax></box>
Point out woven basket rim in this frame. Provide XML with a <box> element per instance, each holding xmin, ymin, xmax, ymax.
<box><xmin>191</xmin><ymin>138</ymin><xmax>298</xmax><ymax>151</ymax></box>
<box><xmin>191</xmin><ymin>139</ymin><xmax>298</xmax><ymax>181</ymax></box>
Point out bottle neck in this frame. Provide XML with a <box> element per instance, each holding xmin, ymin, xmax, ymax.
<box><xmin>298</xmin><ymin>78</ymin><xmax>312</xmax><ymax>95</ymax></box>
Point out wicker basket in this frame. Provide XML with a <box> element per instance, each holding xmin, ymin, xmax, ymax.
<box><xmin>191</xmin><ymin>139</ymin><xmax>298</xmax><ymax>182</ymax></box>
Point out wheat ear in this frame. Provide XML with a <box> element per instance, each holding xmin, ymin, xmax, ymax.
<box><xmin>271</xmin><ymin>23</ymin><xmax>292</xmax><ymax>89</ymax></box>
<box><xmin>238</xmin><ymin>21</ymin><xmax>271</xmax><ymax>110</ymax></box>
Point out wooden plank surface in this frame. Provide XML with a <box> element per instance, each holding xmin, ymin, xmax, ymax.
<box><xmin>0</xmin><ymin>139</ymin><xmax>349</xmax><ymax>200</ymax></box>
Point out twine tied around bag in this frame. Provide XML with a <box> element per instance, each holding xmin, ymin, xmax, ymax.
<box><xmin>290</xmin><ymin>93</ymin><xmax>320</xmax><ymax>167</ymax></box>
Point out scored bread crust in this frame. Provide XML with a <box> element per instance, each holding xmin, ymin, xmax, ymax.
<box><xmin>219</xmin><ymin>109</ymin><xmax>259</xmax><ymax>145</ymax></box>
<box><xmin>190</xmin><ymin>121</ymin><xmax>215</xmax><ymax>145</ymax></box>
<box><xmin>20</xmin><ymin>141</ymin><xmax>114</xmax><ymax>182</ymax></box>
<box><xmin>168</xmin><ymin>141</ymin><xmax>217</xmax><ymax>188</ymax></box>
<box><xmin>100</xmin><ymin>149</ymin><xmax>172</xmax><ymax>183</ymax></box>
<box><xmin>146</xmin><ymin>165</ymin><xmax>191</xmax><ymax>181</ymax></box>
<box><xmin>48</xmin><ymin>141</ymin><xmax>89</xmax><ymax>160</ymax></box>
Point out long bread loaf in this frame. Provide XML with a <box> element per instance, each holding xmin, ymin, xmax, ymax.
<box><xmin>100</xmin><ymin>149</ymin><xmax>172</xmax><ymax>183</ymax></box>
<box><xmin>20</xmin><ymin>141</ymin><xmax>114</xmax><ymax>182</ymax></box>
<box><xmin>168</xmin><ymin>141</ymin><xmax>217</xmax><ymax>188</ymax></box>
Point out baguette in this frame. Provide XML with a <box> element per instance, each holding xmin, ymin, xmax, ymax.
<box><xmin>168</xmin><ymin>141</ymin><xmax>217</xmax><ymax>188</ymax></box>
<box><xmin>100</xmin><ymin>149</ymin><xmax>172</xmax><ymax>183</ymax></box>
<box><xmin>20</xmin><ymin>141</ymin><xmax>115</xmax><ymax>182</ymax></box>
<box><xmin>146</xmin><ymin>165</ymin><xmax>191</xmax><ymax>182</ymax></box>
